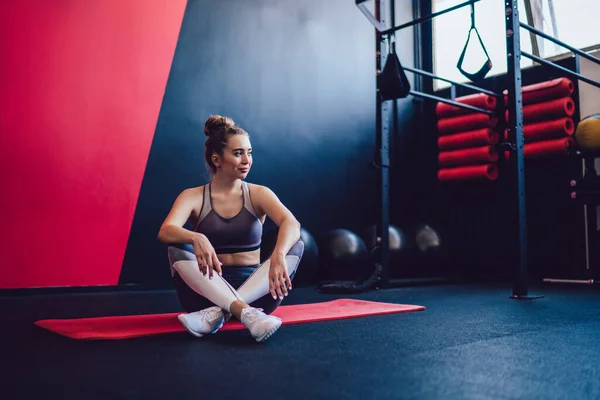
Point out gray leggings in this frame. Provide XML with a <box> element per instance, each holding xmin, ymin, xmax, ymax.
<box><xmin>169</xmin><ymin>240</ymin><xmax>304</xmax><ymax>314</ymax></box>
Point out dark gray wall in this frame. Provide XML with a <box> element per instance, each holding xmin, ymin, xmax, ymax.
<box><xmin>120</xmin><ymin>0</ymin><xmax>416</xmax><ymax>286</ymax></box>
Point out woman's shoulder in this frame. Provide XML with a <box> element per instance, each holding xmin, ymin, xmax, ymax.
<box><xmin>246</xmin><ymin>182</ymin><xmax>273</xmax><ymax>196</ymax></box>
<box><xmin>178</xmin><ymin>185</ymin><xmax>206</xmax><ymax>201</ymax></box>
<box><xmin>246</xmin><ymin>182</ymin><xmax>265</xmax><ymax>191</ymax></box>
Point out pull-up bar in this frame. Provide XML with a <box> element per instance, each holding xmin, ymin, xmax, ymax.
<box><xmin>519</xmin><ymin>21</ymin><xmax>600</xmax><ymax>90</ymax></box>
<box><xmin>356</xmin><ymin>0</ymin><xmax>482</xmax><ymax>35</ymax></box>
<box><xmin>409</xmin><ymin>90</ymin><xmax>495</xmax><ymax>115</ymax></box>
<box><xmin>521</xmin><ymin>51</ymin><xmax>600</xmax><ymax>90</ymax></box>
<box><xmin>520</xmin><ymin>22</ymin><xmax>600</xmax><ymax>66</ymax></box>
<box><xmin>402</xmin><ymin>66</ymin><xmax>501</xmax><ymax>98</ymax></box>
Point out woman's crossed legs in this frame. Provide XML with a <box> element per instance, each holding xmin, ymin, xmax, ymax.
<box><xmin>168</xmin><ymin>240</ymin><xmax>304</xmax><ymax>342</ymax></box>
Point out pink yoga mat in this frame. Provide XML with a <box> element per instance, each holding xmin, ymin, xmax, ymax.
<box><xmin>35</xmin><ymin>299</ymin><xmax>426</xmax><ymax>340</ymax></box>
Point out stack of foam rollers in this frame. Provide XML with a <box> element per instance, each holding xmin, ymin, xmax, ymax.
<box><xmin>503</xmin><ymin>77</ymin><xmax>575</xmax><ymax>161</ymax></box>
<box><xmin>435</xmin><ymin>77</ymin><xmax>576</xmax><ymax>182</ymax></box>
<box><xmin>436</xmin><ymin>93</ymin><xmax>501</xmax><ymax>182</ymax></box>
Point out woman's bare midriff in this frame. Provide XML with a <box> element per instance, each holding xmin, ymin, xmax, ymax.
<box><xmin>217</xmin><ymin>248</ymin><xmax>261</xmax><ymax>267</ymax></box>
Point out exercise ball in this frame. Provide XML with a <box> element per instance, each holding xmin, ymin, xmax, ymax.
<box><xmin>415</xmin><ymin>224</ymin><xmax>441</xmax><ymax>254</ymax></box>
<box><xmin>260</xmin><ymin>227</ymin><xmax>319</xmax><ymax>287</ymax></box>
<box><xmin>317</xmin><ymin>229</ymin><xmax>369</xmax><ymax>280</ymax></box>
<box><xmin>575</xmin><ymin>114</ymin><xmax>600</xmax><ymax>152</ymax></box>
<box><xmin>363</xmin><ymin>224</ymin><xmax>408</xmax><ymax>254</ymax></box>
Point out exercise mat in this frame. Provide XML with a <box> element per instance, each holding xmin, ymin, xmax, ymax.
<box><xmin>437</xmin><ymin>113</ymin><xmax>499</xmax><ymax>135</ymax></box>
<box><xmin>438</xmin><ymin>145</ymin><xmax>499</xmax><ymax>167</ymax></box>
<box><xmin>34</xmin><ymin>299</ymin><xmax>426</xmax><ymax>340</ymax></box>
<box><xmin>438</xmin><ymin>163</ymin><xmax>499</xmax><ymax>181</ymax></box>
<box><xmin>504</xmin><ymin>77</ymin><xmax>574</xmax><ymax>105</ymax></box>
<box><xmin>438</xmin><ymin>128</ymin><xmax>499</xmax><ymax>150</ymax></box>
<box><xmin>505</xmin><ymin>97</ymin><xmax>575</xmax><ymax>124</ymax></box>
<box><xmin>436</xmin><ymin>93</ymin><xmax>497</xmax><ymax>118</ymax></box>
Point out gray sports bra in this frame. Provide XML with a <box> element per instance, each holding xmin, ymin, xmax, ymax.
<box><xmin>192</xmin><ymin>181</ymin><xmax>263</xmax><ymax>254</ymax></box>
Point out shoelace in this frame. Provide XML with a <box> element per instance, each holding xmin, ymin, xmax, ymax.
<box><xmin>203</xmin><ymin>307</ymin><xmax>224</xmax><ymax>323</ymax></box>
<box><xmin>243</xmin><ymin>308</ymin><xmax>265</xmax><ymax>324</ymax></box>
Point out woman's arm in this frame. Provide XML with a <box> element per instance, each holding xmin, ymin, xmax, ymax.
<box><xmin>253</xmin><ymin>185</ymin><xmax>301</xmax><ymax>298</ymax></box>
<box><xmin>157</xmin><ymin>188</ymin><xmax>202</xmax><ymax>244</ymax></box>
<box><xmin>253</xmin><ymin>186</ymin><xmax>301</xmax><ymax>258</ymax></box>
<box><xmin>158</xmin><ymin>188</ymin><xmax>222</xmax><ymax>277</ymax></box>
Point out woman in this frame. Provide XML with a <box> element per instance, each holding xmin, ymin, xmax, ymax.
<box><xmin>158</xmin><ymin>115</ymin><xmax>304</xmax><ymax>343</ymax></box>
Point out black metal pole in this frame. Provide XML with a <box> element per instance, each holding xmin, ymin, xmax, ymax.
<box><xmin>381</xmin><ymin>0</ymin><xmax>481</xmax><ymax>35</ymax></box>
<box><xmin>520</xmin><ymin>51</ymin><xmax>600</xmax><ymax>89</ymax></box>
<box><xmin>408</xmin><ymin>90</ymin><xmax>495</xmax><ymax>115</ymax></box>
<box><xmin>375</xmin><ymin>0</ymin><xmax>390</xmax><ymax>288</ymax></box>
<box><xmin>403</xmin><ymin>66</ymin><xmax>501</xmax><ymax>97</ymax></box>
<box><xmin>506</xmin><ymin>0</ymin><xmax>542</xmax><ymax>300</ymax></box>
<box><xmin>520</xmin><ymin>22</ymin><xmax>600</xmax><ymax>66</ymax></box>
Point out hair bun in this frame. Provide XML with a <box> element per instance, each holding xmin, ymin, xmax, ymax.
<box><xmin>204</xmin><ymin>115</ymin><xmax>235</xmax><ymax>136</ymax></box>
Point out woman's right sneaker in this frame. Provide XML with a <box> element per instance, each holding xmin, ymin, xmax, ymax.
<box><xmin>177</xmin><ymin>306</ymin><xmax>226</xmax><ymax>337</ymax></box>
<box><xmin>240</xmin><ymin>307</ymin><xmax>282</xmax><ymax>343</ymax></box>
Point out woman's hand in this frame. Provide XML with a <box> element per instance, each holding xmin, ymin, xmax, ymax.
<box><xmin>269</xmin><ymin>254</ymin><xmax>292</xmax><ymax>300</ymax></box>
<box><xmin>192</xmin><ymin>234</ymin><xmax>222</xmax><ymax>279</ymax></box>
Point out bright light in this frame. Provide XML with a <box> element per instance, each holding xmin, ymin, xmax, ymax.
<box><xmin>432</xmin><ymin>0</ymin><xmax>600</xmax><ymax>90</ymax></box>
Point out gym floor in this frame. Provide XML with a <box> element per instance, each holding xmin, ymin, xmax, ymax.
<box><xmin>3</xmin><ymin>282</ymin><xmax>600</xmax><ymax>400</ymax></box>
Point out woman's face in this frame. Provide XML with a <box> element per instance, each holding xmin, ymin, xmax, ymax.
<box><xmin>214</xmin><ymin>134</ymin><xmax>252</xmax><ymax>178</ymax></box>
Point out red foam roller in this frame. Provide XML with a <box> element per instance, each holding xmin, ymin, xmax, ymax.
<box><xmin>505</xmin><ymin>97</ymin><xmax>575</xmax><ymax>124</ymax></box>
<box><xmin>503</xmin><ymin>118</ymin><xmax>575</xmax><ymax>143</ymax></box>
<box><xmin>438</xmin><ymin>128</ymin><xmax>499</xmax><ymax>151</ymax></box>
<box><xmin>436</xmin><ymin>93</ymin><xmax>497</xmax><ymax>118</ymax></box>
<box><xmin>438</xmin><ymin>113</ymin><xmax>499</xmax><ymax>135</ymax></box>
<box><xmin>526</xmin><ymin>137</ymin><xmax>575</xmax><ymax>158</ymax></box>
<box><xmin>438</xmin><ymin>145</ymin><xmax>498</xmax><ymax>167</ymax></box>
<box><xmin>505</xmin><ymin>137</ymin><xmax>575</xmax><ymax>160</ymax></box>
<box><xmin>438</xmin><ymin>164</ymin><xmax>499</xmax><ymax>182</ymax></box>
<box><xmin>504</xmin><ymin>77</ymin><xmax>574</xmax><ymax>105</ymax></box>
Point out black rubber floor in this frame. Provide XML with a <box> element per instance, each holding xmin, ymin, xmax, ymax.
<box><xmin>2</xmin><ymin>282</ymin><xmax>600</xmax><ymax>399</ymax></box>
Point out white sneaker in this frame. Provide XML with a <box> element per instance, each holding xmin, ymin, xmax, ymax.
<box><xmin>240</xmin><ymin>307</ymin><xmax>282</xmax><ymax>343</ymax></box>
<box><xmin>177</xmin><ymin>306</ymin><xmax>226</xmax><ymax>337</ymax></box>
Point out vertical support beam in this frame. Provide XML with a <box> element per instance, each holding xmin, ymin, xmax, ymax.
<box><xmin>506</xmin><ymin>0</ymin><xmax>527</xmax><ymax>297</ymax></box>
<box><xmin>375</xmin><ymin>0</ymin><xmax>390</xmax><ymax>288</ymax></box>
<box><xmin>506</xmin><ymin>0</ymin><xmax>542</xmax><ymax>300</ymax></box>
<box><xmin>523</xmin><ymin>0</ymin><xmax>540</xmax><ymax>57</ymax></box>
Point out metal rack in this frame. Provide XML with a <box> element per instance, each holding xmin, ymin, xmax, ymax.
<box><xmin>356</xmin><ymin>0</ymin><xmax>600</xmax><ymax>298</ymax></box>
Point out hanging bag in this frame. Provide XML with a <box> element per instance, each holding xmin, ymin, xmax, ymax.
<box><xmin>379</xmin><ymin>38</ymin><xmax>411</xmax><ymax>100</ymax></box>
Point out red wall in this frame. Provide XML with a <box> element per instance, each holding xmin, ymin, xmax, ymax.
<box><xmin>0</xmin><ymin>0</ymin><xmax>187</xmax><ymax>288</ymax></box>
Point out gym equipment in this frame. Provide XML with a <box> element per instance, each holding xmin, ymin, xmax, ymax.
<box><xmin>357</xmin><ymin>0</ymin><xmax>600</xmax><ymax>299</ymax></box>
<box><xmin>357</xmin><ymin>0</ymin><xmax>495</xmax><ymax>289</ymax></box>
<box><xmin>414</xmin><ymin>224</ymin><xmax>442</xmax><ymax>254</ymax></box>
<box><xmin>260</xmin><ymin>227</ymin><xmax>319</xmax><ymax>287</ymax></box>
<box><xmin>363</xmin><ymin>224</ymin><xmax>407</xmax><ymax>254</ymax></box>
<box><xmin>436</xmin><ymin>93</ymin><xmax>497</xmax><ymax>118</ymax></box>
<box><xmin>503</xmin><ymin>77</ymin><xmax>574</xmax><ymax>105</ymax></box>
<box><xmin>504</xmin><ymin>97</ymin><xmax>575</xmax><ymax>124</ymax></box>
<box><xmin>456</xmin><ymin>1</ymin><xmax>493</xmax><ymax>82</ymax></box>
<box><xmin>575</xmin><ymin>114</ymin><xmax>600</xmax><ymax>152</ymax></box>
<box><xmin>319</xmin><ymin>225</ymin><xmax>408</xmax><ymax>294</ymax></box>
<box><xmin>378</xmin><ymin>46</ymin><xmax>411</xmax><ymax>100</ymax></box>
<box><xmin>437</xmin><ymin>113</ymin><xmax>499</xmax><ymax>135</ymax></box>
<box><xmin>438</xmin><ymin>145</ymin><xmax>498</xmax><ymax>167</ymax></box>
<box><xmin>438</xmin><ymin>163</ymin><xmax>499</xmax><ymax>182</ymax></box>
<box><xmin>438</xmin><ymin>128</ymin><xmax>499</xmax><ymax>151</ymax></box>
<box><xmin>504</xmin><ymin>137</ymin><xmax>575</xmax><ymax>160</ymax></box>
<box><xmin>317</xmin><ymin>229</ymin><xmax>369</xmax><ymax>280</ymax></box>
<box><xmin>35</xmin><ymin>299</ymin><xmax>426</xmax><ymax>340</ymax></box>
<box><xmin>502</xmin><ymin>118</ymin><xmax>574</xmax><ymax>143</ymax></box>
